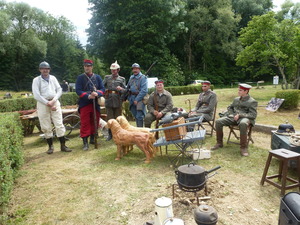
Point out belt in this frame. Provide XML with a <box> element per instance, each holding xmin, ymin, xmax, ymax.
<box><xmin>107</xmin><ymin>90</ymin><xmax>118</xmax><ymax>94</ymax></box>
<box><xmin>129</xmin><ymin>91</ymin><xmax>139</xmax><ymax>95</ymax></box>
<box><xmin>46</xmin><ymin>98</ymin><xmax>53</xmax><ymax>101</ymax></box>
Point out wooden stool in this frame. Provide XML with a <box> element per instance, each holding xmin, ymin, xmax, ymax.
<box><xmin>260</xmin><ymin>148</ymin><xmax>300</xmax><ymax>196</ymax></box>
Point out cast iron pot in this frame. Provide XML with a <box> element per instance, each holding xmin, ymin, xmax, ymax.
<box><xmin>175</xmin><ymin>163</ymin><xmax>221</xmax><ymax>189</ymax></box>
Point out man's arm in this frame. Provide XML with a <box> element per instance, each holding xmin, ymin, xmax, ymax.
<box><xmin>239</xmin><ymin>100</ymin><xmax>258</xmax><ymax>120</ymax></box>
<box><xmin>147</xmin><ymin>93</ymin><xmax>155</xmax><ymax>113</ymax></box>
<box><xmin>196</xmin><ymin>93</ymin><xmax>217</xmax><ymax>114</ymax></box>
<box><xmin>160</xmin><ymin>94</ymin><xmax>173</xmax><ymax>115</ymax></box>
<box><xmin>32</xmin><ymin>77</ymin><xmax>48</xmax><ymax>105</ymax></box>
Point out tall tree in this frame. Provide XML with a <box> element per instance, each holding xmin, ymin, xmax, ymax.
<box><xmin>236</xmin><ymin>12</ymin><xmax>300</xmax><ymax>89</ymax></box>
<box><xmin>87</xmin><ymin>0</ymin><xmax>185</xmax><ymax>85</ymax></box>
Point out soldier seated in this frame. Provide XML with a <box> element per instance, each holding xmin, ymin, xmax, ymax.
<box><xmin>144</xmin><ymin>80</ymin><xmax>173</xmax><ymax>128</ymax></box>
<box><xmin>211</xmin><ymin>83</ymin><xmax>258</xmax><ymax>156</ymax></box>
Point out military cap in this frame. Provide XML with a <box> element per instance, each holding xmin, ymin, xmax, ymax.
<box><xmin>202</xmin><ymin>81</ymin><xmax>211</xmax><ymax>85</ymax></box>
<box><xmin>239</xmin><ymin>83</ymin><xmax>252</xmax><ymax>90</ymax></box>
<box><xmin>83</xmin><ymin>59</ymin><xmax>93</xmax><ymax>65</ymax></box>
<box><xmin>155</xmin><ymin>80</ymin><xmax>164</xmax><ymax>84</ymax></box>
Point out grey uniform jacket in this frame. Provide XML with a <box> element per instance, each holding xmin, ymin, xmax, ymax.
<box><xmin>192</xmin><ymin>89</ymin><xmax>217</xmax><ymax>120</ymax></box>
<box><xmin>147</xmin><ymin>90</ymin><xmax>173</xmax><ymax>115</ymax></box>
<box><xmin>103</xmin><ymin>74</ymin><xmax>126</xmax><ymax>108</ymax></box>
<box><xmin>226</xmin><ymin>95</ymin><xmax>258</xmax><ymax>125</ymax></box>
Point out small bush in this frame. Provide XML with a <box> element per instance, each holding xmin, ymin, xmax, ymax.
<box><xmin>275</xmin><ymin>90</ymin><xmax>299</xmax><ymax>109</ymax></box>
<box><xmin>0</xmin><ymin>113</ymin><xmax>24</xmax><ymax>222</ymax></box>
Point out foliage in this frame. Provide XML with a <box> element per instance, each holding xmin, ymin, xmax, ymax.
<box><xmin>236</xmin><ymin>12</ymin><xmax>300</xmax><ymax>89</ymax></box>
<box><xmin>87</xmin><ymin>0</ymin><xmax>185</xmax><ymax>85</ymax></box>
<box><xmin>0</xmin><ymin>113</ymin><xmax>23</xmax><ymax>221</ymax></box>
<box><xmin>0</xmin><ymin>1</ymin><xmax>86</xmax><ymax>91</ymax></box>
<box><xmin>0</xmin><ymin>92</ymin><xmax>78</xmax><ymax>113</ymax></box>
<box><xmin>275</xmin><ymin>90</ymin><xmax>299</xmax><ymax>109</ymax></box>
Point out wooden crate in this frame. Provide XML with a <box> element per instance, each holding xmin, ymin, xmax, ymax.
<box><xmin>162</xmin><ymin>117</ymin><xmax>187</xmax><ymax>141</ymax></box>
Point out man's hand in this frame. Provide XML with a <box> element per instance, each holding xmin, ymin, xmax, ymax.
<box><xmin>116</xmin><ymin>86</ymin><xmax>123</xmax><ymax>91</ymax></box>
<box><xmin>153</xmin><ymin>110</ymin><xmax>158</xmax><ymax>116</ymax></box>
<box><xmin>188</xmin><ymin>111</ymin><xmax>196</xmax><ymax>117</ymax></box>
<box><xmin>88</xmin><ymin>94</ymin><xmax>95</xmax><ymax>99</ymax></box>
<box><xmin>91</xmin><ymin>91</ymin><xmax>98</xmax><ymax>97</ymax></box>
<box><xmin>234</xmin><ymin>114</ymin><xmax>239</xmax><ymax>121</ymax></box>
<box><xmin>47</xmin><ymin>100</ymin><xmax>55</xmax><ymax>107</ymax></box>
<box><xmin>134</xmin><ymin>100</ymin><xmax>138</xmax><ymax>105</ymax></box>
<box><xmin>156</xmin><ymin>112</ymin><xmax>163</xmax><ymax>119</ymax></box>
<box><xmin>51</xmin><ymin>106</ymin><xmax>57</xmax><ymax>111</ymax></box>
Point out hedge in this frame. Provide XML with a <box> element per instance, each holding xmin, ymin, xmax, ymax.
<box><xmin>0</xmin><ymin>92</ymin><xmax>79</xmax><ymax>113</ymax></box>
<box><xmin>275</xmin><ymin>90</ymin><xmax>299</xmax><ymax>110</ymax></box>
<box><xmin>0</xmin><ymin>113</ymin><xmax>24</xmax><ymax>222</ymax></box>
<box><xmin>149</xmin><ymin>84</ymin><xmax>213</xmax><ymax>95</ymax></box>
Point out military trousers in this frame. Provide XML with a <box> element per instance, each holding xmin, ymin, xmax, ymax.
<box><xmin>106</xmin><ymin>107</ymin><xmax>122</xmax><ymax>121</ymax></box>
<box><xmin>144</xmin><ymin>112</ymin><xmax>171</xmax><ymax>128</ymax></box>
<box><xmin>37</xmin><ymin>100</ymin><xmax>65</xmax><ymax>139</ymax></box>
<box><xmin>215</xmin><ymin>117</ymin><xmax>250</xmax><ymax>135</ymax></box>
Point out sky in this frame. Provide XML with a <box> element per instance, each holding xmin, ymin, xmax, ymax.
<box><xmin>5</xmin><ymin>0</ymin><xmax>299</xmax><ymax>46</ymax></box>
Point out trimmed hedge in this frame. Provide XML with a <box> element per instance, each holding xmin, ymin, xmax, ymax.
<box><xmin>0</xmin><ymin>92</ymin><xmax>79</xmax><ymax>113</ymax></box>
<box><xmin>149</xmin><ymin>84</ymin><xmax>213</xmax><ymax>95</ymax></box>
<box><xmin>0</xmin><ymin>113</ymin><xmax>23</xmax><ymax>222</ymax></box>
<box><xmin>275</xmin><ymin>90</ymin><xmax>299</xmax><ymax>110</ymax></box>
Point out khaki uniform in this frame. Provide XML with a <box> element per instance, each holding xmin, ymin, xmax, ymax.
<box><xmin>216</xmin><ymin>95</ymin><xmax>257</xmax><ymax>135</ymax></box>
<box><xmin>103</xmin><ymin>74</ymin><xmax>126</xmax><ymax>120</ymax></box>
<box><xmin>190</xmin><ymin>89</ymin><xmax>217</xmax><ymax>121</ymax></box>
<box><xmin>144</xmin><ymin>90</ymin><xmax>173</xmax><ymax>127</ymax></box>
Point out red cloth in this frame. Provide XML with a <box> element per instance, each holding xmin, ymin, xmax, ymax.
<box><xmin>79</xmin><ymin>104</ymin><xmax>99</xmax><ymax>137</ymax></box>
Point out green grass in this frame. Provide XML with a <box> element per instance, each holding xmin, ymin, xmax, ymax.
<box><xmin>5</xmin><ymin>85</ymin><xmax>300</xmax><ymax>225</ymax></box>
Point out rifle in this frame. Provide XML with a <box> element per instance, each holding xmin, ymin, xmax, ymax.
<box><xmin>145</xmin><ymin>61</ymin><xmax>157</xmax><ymax>76</ymax></box>
<box><xmin>153</xmin><ymin>91</ymin><xmax>159</xmax><ymax>140</ymax></box>
<box><xmin>93</xmin><ymin>95</ymin><xmax>98</xmax><ymax>149</ymax></box>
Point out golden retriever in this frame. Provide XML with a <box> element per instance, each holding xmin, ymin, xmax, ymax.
<box><xmin>107</xmin><ymin>119</ymin><xmax>154</xmax><ymax>163</ymax></box>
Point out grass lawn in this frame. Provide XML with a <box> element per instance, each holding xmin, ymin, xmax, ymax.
<box><xmin>5</xmin><ymin>85</ymin><xmax>300</xmax><ymax>225</ymax></box>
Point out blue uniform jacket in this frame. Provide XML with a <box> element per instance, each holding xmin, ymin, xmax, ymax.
<box><xmin>76</xmin><ymin>73</ymin><xmax>105</xmax><ymax>112</ymax></box>
<box><xmin>127</xmin><ymin>72</ymin><xmax>148</xmax><ymax>106</ymax></box>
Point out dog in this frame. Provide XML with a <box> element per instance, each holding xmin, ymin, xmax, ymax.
<box><xmin>107</xmin><ymin>119</ymin><xmax>154</xmax><ymax>163</ymax></box>
<box><xmin>116</xmin><ymin>116</ymin><xmax>157</xmax><ymax>155</ymax></box>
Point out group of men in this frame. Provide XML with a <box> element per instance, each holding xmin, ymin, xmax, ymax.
<box><xmin>32</xmin><ymin>60</ymin><xmax>257</xmax><ymax>157</ymax></box>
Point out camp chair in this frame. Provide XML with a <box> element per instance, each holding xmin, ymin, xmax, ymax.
<box><xmin>199</xmin><ymin>103</ymin><xmax>217</xmax><ymax>137</ymax></box>
<box><xmin>227</xmin><ymin>124</ymin><xmax>254</xmax><ymax>146</ymax></box>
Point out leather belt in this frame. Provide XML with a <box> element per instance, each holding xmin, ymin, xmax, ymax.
<box><xmin>46</xmin><ymin>98</ymin><xmax>53</xmax><ymax>101</ymax></box>
<box><xmin>129</xmin><ymin>91</ymin><xmax>139</xmax><ymax>95</ymax></box>
<box><xmin>107</xmin><ymin>90</ymin><xmax>118</xmax><ymax>94</ymax></box>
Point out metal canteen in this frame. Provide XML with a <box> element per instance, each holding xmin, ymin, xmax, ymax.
<box><xmin>175</xmin><ymin>163</ymin><xmax>221</xmax><ymax>189</ymax></box>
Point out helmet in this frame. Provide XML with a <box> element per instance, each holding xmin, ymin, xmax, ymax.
<box><xmin>132</xmin><ymin>63</ymin><xmax>140</xmax><ymax>68</ymax></box>
<box><xmin>110</xmin><ymin>60</ymin><xmax>120</xmax><ymax>70</ymax></box>
<box><xmin>276</xmin><ymin>122</ymin><xmax>295</xmax><ymax>134</ymax></box>
<box><xmin>39</xmin><ymin>61</ymin><xmax>50</xmax><ymax>69</ymax></box>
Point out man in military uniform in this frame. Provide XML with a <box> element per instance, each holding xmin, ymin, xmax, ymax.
<box><xmin>127</xmin><ymin>63</ymin><xmax>148</xmax><ymax>127</ymax></box>
<box><xmin>188</xmin><ymin>81</ymin><xmax>217</xmax><ymax>121</ymax></box>
<box><xmin>103</xmin><ymin>61</ymin><xmax>126</xmax><ymax>140</ymax></box>
<box><xmin>32</xmin><ymin>61</ymin><xmax>72</xmax><ymax>154</ymax></box>
<box><xmin>76</xmin><ymin>59</ymin><xmax>105</xmax><ymax>150</ymax></box>
<box><xmin>211</xmin><ymin>84</ymin><xmax>258</xmax><ymax>156</ymax></box>
<box><xmin>144</xmin><ymin>80</ymin><xmax>173</xmax><ymax>128</ymax></box>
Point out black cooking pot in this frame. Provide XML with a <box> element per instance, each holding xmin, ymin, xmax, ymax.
<box><xmin>175</xmin><ymin>163</ymin><xmax>221</xmax><ymax>189</ymax></box>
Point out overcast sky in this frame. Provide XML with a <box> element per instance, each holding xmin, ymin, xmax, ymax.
<box><xmin>5</xmin><ymin>0</ymin><xmax>298</xmax><ymax>46</ymax></box>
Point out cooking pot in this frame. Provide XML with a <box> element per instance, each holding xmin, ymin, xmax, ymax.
<box><xmin>175</xmin><ymin>163</ymin><xmax>221</xmax><ymax>189</ymax></box>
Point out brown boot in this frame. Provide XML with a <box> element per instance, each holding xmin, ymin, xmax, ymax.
<box><xmin>211</xmin><ymin>130</ymin><xmax>223</xmax><ymax>150</ymax></box>
<box><xmin>59</xmin><ymin>136</ymin><xmax>72</xmax><ymax>152</ymax></box>
<box><xmin>240</xmin><ymin>134</ymin><xmax>249</xmax><ymax>156</ymax></box>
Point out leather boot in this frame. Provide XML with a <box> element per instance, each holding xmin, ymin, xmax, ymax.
<box><xmin>211</xmin><ymin>130</ymin><xmax>223</xmax><ymax>150</ymax></box>
<box><xmin>59</xmin><ymin>136</ymin><xmax>72</xmax><ymax>152</ymax></box>
<box><xmin>82</xmin><ymin>137</ymin><xmax>89</xmax><ymax>151</ymax></box>
<box><xmin>46</xmin><ymin>138</ymin><xmax>54</xmax><ymax>154</ymax></box>
<box><xmin>90</xmin><ymin>134</ymin><xmax>95</xmax><ymax>144</ymax></box>
<box><xmin>240</xmin><ymin>134</ymin><xmax>249</xmax><ymax>156</ymax></box>
<box><xmin>106</xmin><ymin>129</ymin><xmax>112</xmax><ymax>141</ymax></box>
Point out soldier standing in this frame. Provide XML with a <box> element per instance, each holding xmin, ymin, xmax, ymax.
<box><xmin>127</xmin><ymin>63</ymin><xmax>148</xmax><ymax>127</ymax></box>
<box><xmin>188</xmin><ymin>81</ymin><xmax>217</xmax><ymax>122</ymax></box>
<box><xmin>103</xmin><ymin>61</ymin><xmax>126</xmax><ymax>140</ymax></box>
<box><xmin>144</xmin><ymin>80</ymin><xmax>173</xmax><ymax>128</ymax></box>
<box><xmin>76</xmin><ymin>59</ymin><xmax>105</xmax><ymax>150</ymax></box>
<box><xmin>211</xmin><ymin>84</ymin><xmax>258</xmax><ymax>156</ymax></box>
<box><xmin>32</xmin><ymin>61</ymin><xmax>72</xmax><ymax>154</ymax></box>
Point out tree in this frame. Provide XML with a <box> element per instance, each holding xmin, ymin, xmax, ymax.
<box><xmin>236</xmin><ymin>12</ymin><xmax>300</xmax><ymax>89</ymax></box>
<box><xmin>87</xmin><ymin>0</ymin><xmax>185</xmax><ymax>85</ymax></box>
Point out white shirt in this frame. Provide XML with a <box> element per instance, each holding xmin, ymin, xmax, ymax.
<box><xmin>32</xmin><ymin>75</ymin><xmax>62</xmax><ymax>105</ymax></box>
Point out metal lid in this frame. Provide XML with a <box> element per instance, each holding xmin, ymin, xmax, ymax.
<box><xmin>283</xmin><ymin>192</ymin><xmax>300</xmax><ymax>220</ymax></box>
<box><xmin>177</xmin><ymin>163</ymin><xmax>205</xmax><ymax>174</ymax></box>
<box><xmin>155</xmin><ymin>197</ymin><xmax>172</xmax><ymax>208</ymax></box>
<box><xmin>163</xmin><ymin>218</ymin><xmax>184</xmax><ymax>225</ymax></box>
